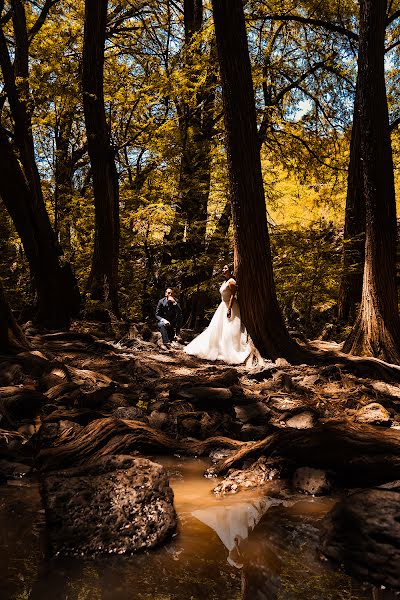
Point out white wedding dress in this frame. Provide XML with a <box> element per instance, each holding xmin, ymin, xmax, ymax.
<box><xmin>184</xmin><ymin>278</ymin><xmax>251</xmax><ymax>365</ymax></box>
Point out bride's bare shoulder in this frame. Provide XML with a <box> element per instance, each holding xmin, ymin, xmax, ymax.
<box><xmin>227</xmin><ymin>278</ymin><xmax>236</xmax><ymax>287</ymax></box>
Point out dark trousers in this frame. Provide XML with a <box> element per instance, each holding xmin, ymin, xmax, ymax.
<box><xmin>157</xmin><ymin>322</ymin><xmax>175</xmax><ymax>344</ymax></box>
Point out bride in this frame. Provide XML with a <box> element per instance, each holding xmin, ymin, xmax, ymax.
<box><xmin>184</xmin><ymin>265</ymin><xmax>251</xmax><ymax>365</ymax></box>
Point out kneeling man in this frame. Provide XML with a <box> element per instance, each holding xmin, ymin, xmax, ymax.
<box><xmin>155</xmin><ymin>288</ymin><xmax>182</xmax><ymax>346</ymax></box>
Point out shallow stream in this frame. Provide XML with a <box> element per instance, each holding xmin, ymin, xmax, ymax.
<box><xmin>0</xmin><ymin>457</ymin><xmax>397</xmax><ymax>600</ymax></box>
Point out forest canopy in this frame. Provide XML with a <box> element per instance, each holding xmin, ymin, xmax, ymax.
<box><xmin>1</xmin><ymin>0</ymin><xmax>400</xmax><ymax>356</ymax></box>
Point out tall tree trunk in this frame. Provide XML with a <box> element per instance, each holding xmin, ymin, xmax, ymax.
<box><xmin>0</xmin><ymin>281</ymin><xmax>29</xmax><ymax>353</ymax></box>
<box><xmin>0</xmin><ymin>3</ymin><xmax>81</xmax><ymax>328</ymax></box>
<box><xmin>0</xmin><ymin>129</ymin><xmax>80</xmax><ymax>327</ymax></box>
<box><xmin>337</xmin><ymin>73</ymin><xmax>365</xmax><ymax>323</ymax></box>
<box><xmin>82</xmin><ymin>0</ymin><xmax>120</xmax><ymax>316</ymax></box>
<box><xmin>54</xmin><ymin>108</ymin><xmax>75</xmax><ymax>253</ymax></box>
<box><xmin>211</xmin><ymin>0</ymin><xmax>304</xmax><ymax>361</ymax></box>
<box><xmin>343</xmin><ymin>0</ymin><xmax>400</xmax><ymax>363</ymax></box>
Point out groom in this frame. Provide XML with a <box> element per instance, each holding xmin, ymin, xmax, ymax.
<box><xmin>155</xmin><ymin>288</ymin><xmax>183</xmax><ymax>347</ymax></box>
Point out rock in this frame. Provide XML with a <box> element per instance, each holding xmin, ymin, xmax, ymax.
<box><xmin>112</xmin><ymin>406</ymin><xmax>148</xmax><ymax>422</ymax></box>
<box><xmin>269</xmin><ymin>397</ymin><xmax>304</xmax><ymax>413</ymax></box>
<box><xmin>148</xmin><ymin>411</ymin><xmax>176</xmax><ymax>435</ymax></box>
<box><xmin>239</xmin><ymin>424</ymin><xmax>269</xmax><ymax>441</ymax></box>
<box><xmin>321</xmin><ymin>485</ymin><xmax>400</xmax><ymax>589</ymax></box>
<box><xmin>213</xmin><ymin>457</ymin><xmax>281</xmax><ymax>494</ymax></box>
<box><xmin>355</xmin><ymin>402</ymin><xmax>392</xmax><ymax>426</ymax></box>
<box><xmin>275</xmin><ymin>358</ymin><xmax>290</xmax><ymax>367</ymax></box>
<box><xmin>234</xmin><ymin>402</ymin><xmax>270</xmax><ymax>424</ymax></box>
<box><xmin>179</xmin><ymin>417</ymin><xmax>201</xmax><ymax>438</ymax></box>
<box><xmin>285</xmin><ymin>411</ymin><xmax>315</xmax><ymax>429</ymax></box>
<box><xmin>40</xmin><ymin>455</ymin><xmax>177</xmax><ymax>556</ymax></box>
<box><xmin>292</xmin><ymin>467</ymin><xmax>330</xmax><ymax>495</ymax></box>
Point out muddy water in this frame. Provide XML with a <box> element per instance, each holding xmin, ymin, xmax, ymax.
<box><xmin>0</xmin><ymin>457</ymin><xmax>396</xmax><ymax>600</ymax></box>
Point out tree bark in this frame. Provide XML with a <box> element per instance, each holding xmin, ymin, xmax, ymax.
<box><xmin>343</xmin><ymin>0</ymin><xmax>400</xmax><ymax>363</ymax></box>
<box><xmin>0</xmin><ymin>129</ymin><xmax>81</xmax><ymax>327</ymax></box>
<box><xmin>82</xmin><ymin>0</ymin><xmax>120</xmax><ymax>316</ymax></box>
<box><xmin>211</xmin><ymin>0</ymin><xmax>304</xmax><ymax>361</ymax></box>
<box><xmin>0</xmin><ymin>3</ymin><xmax>81</xmax><ymax>327</ymax></box>
<box><xmin>337</xmin><ymin>73</ymin><xmax>365</xmax><ymax>323</ymax></box>
<box><xmin>0</xmin><ymin>280</ymin><xmax>30</xmax><ymax>353</ymax></box>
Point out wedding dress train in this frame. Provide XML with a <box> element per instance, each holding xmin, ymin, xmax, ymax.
<box><xmin>184</xmin><ymin>279</ymin><xmax>251</xmax><ymax>365</ymax></box>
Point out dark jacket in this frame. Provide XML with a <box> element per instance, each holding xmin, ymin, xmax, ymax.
<box><xmin>155</xmin><ymin>297</ymin><xmax>183</xmax><ymax>331</ymax></box>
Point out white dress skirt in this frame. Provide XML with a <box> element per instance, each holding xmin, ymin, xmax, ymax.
<box><xmin>184</xmin><ymin>278</ymin><xmax>251</xmax><ymax>365</ymax></box>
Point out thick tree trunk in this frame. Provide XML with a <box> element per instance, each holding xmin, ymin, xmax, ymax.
<box><xmin>82</xmin><ymin>0</ymin><xmax>120</xmax><ymax>316</ymax></box>
<box><xmin>0</xmin><ymin>130</ymin><xmax>81</xmax><ymax>327</ymax></box>
<box><xmin>0</xmin><ymin>4</ymin><xmax>81</xmax><ymax>327</ymax></box>
<box><xmin>337</xmin><ymin>74</ymin><xmax>365</xmax><ymax>323</ymax></box>
<box><xmin>343</xmin><ymin>0</ymin><xmax>400</xmax><ymax>363</ymax></box>
<box><xmin>0</xmin><ymin>281</ymin><xmax>30</xmax><ymax>352</ymax></box>
<box><xmin>211</xmin><ymin>0</ymin><xmax>304</xmax><ymax>362</ymax></box>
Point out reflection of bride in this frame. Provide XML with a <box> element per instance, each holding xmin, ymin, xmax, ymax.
<box><xmin>184</xmin><ymin>265</ymin><xmax>251</xmax><ymax>365</ymax></box>
<box><xmin>192</xmin><ymin>498</ymin><xmax>280</xmax><ymax>568</ymax></box>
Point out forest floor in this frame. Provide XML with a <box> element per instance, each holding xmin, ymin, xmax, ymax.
<box><xmin>1</xmin><ymin>322</ymin><xmax>400</xmax><ymax>588</ymax></box>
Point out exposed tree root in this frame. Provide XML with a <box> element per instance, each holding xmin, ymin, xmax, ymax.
<box><xmin>36</xmin><ymin>418</ymin><xmax>245</xmax><ymax>471</ymax></box>
<box><xmin>208</xmin><ymin>420</ymin><xmax>400</xmax><ymax>485</ymax></box>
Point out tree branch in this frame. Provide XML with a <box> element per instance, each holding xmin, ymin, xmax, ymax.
<box><xmin>250</xmin><ymin>14</ymin><xmax>358</xmax><ymax>41</ymax></box>
<box><xmin>28</xmin><ymin>0</ymin><xmax>60</xmax><ymax>42</ymax></box>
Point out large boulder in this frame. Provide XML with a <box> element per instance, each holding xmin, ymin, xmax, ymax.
<box><xmin>40</xmin><ymin>455</ymin><xmax>177</xmax><ymax>556</ymax></box>
<box><xmin>321</xmin><ymin>483</ymin><xmax>400</xmax><ymax>589</ymax></box>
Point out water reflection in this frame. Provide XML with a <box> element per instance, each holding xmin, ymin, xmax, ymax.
<box><xmin>0</xmin><ymin>457</ymin><xmax>398</xmax><ymax>600</ymax></box>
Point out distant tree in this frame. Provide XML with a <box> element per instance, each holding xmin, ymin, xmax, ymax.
<box><xmin>344</xmin><ymin>0</ymin><xmax>400</xmax><ymax>362</ymax></box>
<box><xmin>82</xmin><ymin>0</ymin><xmax>120</xmax><ymax>316</ymax></box>
<box><xmin>211</xmin><ymin>0</ymin><xmax>304</xmax><ymax>361</ymax></box>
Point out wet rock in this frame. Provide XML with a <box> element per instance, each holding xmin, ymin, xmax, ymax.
<box><xmin>213</xmin><ymin>457</ymin><xmax>280</xmax><ymax>495</ymax></box>
<box><xmin>234</xmin><ymin>402</ymin><xmax>270</xmax><ymax>424</ymax></box>
<box><xmin>285</xmin><ymin>411</ymin><xmax>315</xmax><ymax>429</ymax></box>
<box><xmin>321</xmin><ymin>484</ymin><xmax>400</xmax><ymax>589</ymax></box>
<box><xmin>40</xmin><ymin>455</ymin><xmax>177</xmax><ymax>556</ymax></box>
<box><xmin>355</xmin><ymin>402</ymin><xmax>392</xmax><ymax>426</ymax></box>
<box><xmin>292</xmin><ymin>467</ymin><xmax>330</xmax><ymax>495</ymax></box>
<box><xmin>239</xmin><ymin>424</ymin><xmax>269</xmax><ymax>441</ymax></box>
